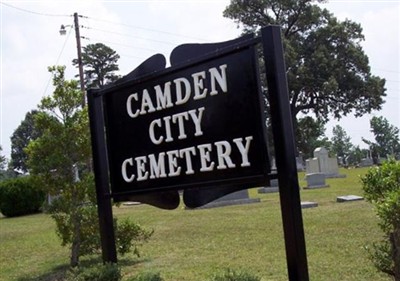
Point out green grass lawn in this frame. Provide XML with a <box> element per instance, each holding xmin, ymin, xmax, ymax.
<box><xmin>0</xmin><ymin>167</ymin><xmax>391</xmax><ymax>281</ymax></box>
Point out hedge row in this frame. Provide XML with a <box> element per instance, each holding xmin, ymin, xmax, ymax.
<box><xmin>0</xmin><ymin>176</ymin><xmax>45</xmax><ymax>217</ymax></box>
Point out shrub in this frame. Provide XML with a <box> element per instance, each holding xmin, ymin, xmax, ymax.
<box><xmin>66</xmin><ymin>263</ymin><xmax>121</xmax><ymax>281</ymax></box>
<box><xmin>126</xmin><ymin>271</ymin><xmax>164</xmax><ymax>281</ymax></box>
<box><xmin>209</xmin><ymin>268</ymin><xmax>261</xmax><ymax>281</ymax></box>
<box><xmin>49</xmin><ymin>199</ymin><xmax>154</xmax><ymax>261</ymax></box>
<box><xmin>0</xmin><ymin>176</ymin><xmax>45</xmax><ymax>217</ymax></box>
<box><xmin>361</xmin><ymin>158</ymin><xmax>400</xmax><ymax>279</ymax></box>
<box><xmin>115</xmin><ymin>218</ymin><xmax>154</xmax><ymax>257</ymax></box>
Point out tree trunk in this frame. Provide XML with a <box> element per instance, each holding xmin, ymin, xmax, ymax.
<box><xmin>70</xmin><ymin>188</ymin><xmax>82</xmax><ymax>267</ymax></box>
<box><xmin>70</xmin><ymin>211</ymin><xmax>81</xmax><ymax>267</ymax></box>
<box><xmin>70</xmin><ymin>238</ymin><xmax>80</xmax><ymax>267</ymax></box>
<box><xmin>393</xmin><ymin>228</ymin><xmax>400</xmax><ymax>281</ymax></box>
<box><xmin>70</xmin><ymin>212</ymin><xmax>81</xmax><ymax>267</ymax></box>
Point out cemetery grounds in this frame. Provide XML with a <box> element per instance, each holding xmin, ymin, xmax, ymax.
<box><xmin>0</xmin><ymin>167</ymin><xmax>391</xmax><ymax>281</ymax></box>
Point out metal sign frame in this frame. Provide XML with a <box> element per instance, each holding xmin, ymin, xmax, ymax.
<box><xmin>87</xmin><ymin>25</ymin><xmax>309</xmax><ymax>280</ymax></box>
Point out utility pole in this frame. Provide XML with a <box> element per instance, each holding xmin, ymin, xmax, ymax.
<box><xmin>73</xmin><ymin>12</ymin><xmax>86</xmax><ymax>107</ymax></box>
<box><xmin>60</xmin><ymin>13</ymin><xmax>86</xmax><ymax>107</ymax></box>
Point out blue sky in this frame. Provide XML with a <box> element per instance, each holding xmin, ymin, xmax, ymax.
<box><xmin>1</xmin><ymin>0</ymin><xmax>399</xmax><ymax>159</ymax></box>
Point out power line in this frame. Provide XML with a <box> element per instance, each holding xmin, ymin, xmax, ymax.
<box><xmin>89</xmin><ymin>37</ymin><xmax>160</xmax><ymax>53</ymax></box>
<box><xmin>0</xmin><ymin>2</ymin><xmax>71</xmax><ymax>17</ymax></box>
<box><xmin>85</xmin><ymin>15</ymin><xmax>209</xmax><ymax>42</ymax></box>
<box><xmin>42</xmin><ymin>26</ymin><xmax>73</xmax><ymax>97</ymax></box>
<box><xmin>55</xmin><ymin>27</ymin><xmax>73</xmax><ymax>65</ymax></box>
<box><xmin>87</xmin><ymin>26</ymin><xmax>177</xmax><ymax>46</ymax></box>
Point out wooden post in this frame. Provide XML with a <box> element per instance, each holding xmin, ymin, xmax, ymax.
<box><xmin>87</xmin><ymin>89</ymin><xmax>117</xmax><ymax>263</ymax></box>
<box><xmin>261</xmin><ymin>26</ymin><xmax>309</xmax><ymax>281</ymax></box>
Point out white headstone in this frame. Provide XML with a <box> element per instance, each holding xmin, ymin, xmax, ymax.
<box><xmin>305</xmin><ymin>147</ymin><xmax>344</xmax><ymax>178</ymax></box>
<box><xmin>314</xmin><ymin>147</ymin><xmax>329</xmax><ymax>173</ymax></box>
<box><xmin>306</xmin><ymin>158</ymin><xmax>320</xmax><ymax>174</ymax></box>
<box><xmin>301</xmin><ymin>201</ymin><xmax>318</xmax><ymax>208</ymax></box>
<box><xmin>326</xmin><ymin>158</ymin><xmax>339</xmax><ymax>176</ymax></box>
<box><xmin>337</xmin><ymin>195</ymin><xmax>364</xmax><ymax>202</ymax></box>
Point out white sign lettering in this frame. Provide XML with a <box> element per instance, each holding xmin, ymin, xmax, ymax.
<box><xmin>121</xmin><ymin>136</ymin><xmax>253</xmax><ymax>183</ymax></box>
<box><xmin>121</xmin><ymin>63</ymin><xmax>254</xmax><ymax>184</ymax></box>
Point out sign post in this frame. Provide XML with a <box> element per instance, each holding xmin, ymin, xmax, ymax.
<box><xmin>262</xmin><ymin>26</ymin><xmax>309</xmax><ymax>281</ymax></box>
<box><xmin>87</xmin><ymin>90</ymin><xmax>117</xmax><ymax>263</ymax></box>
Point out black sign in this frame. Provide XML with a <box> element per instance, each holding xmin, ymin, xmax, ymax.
<box><xmin>88</xmin><ymin>26</ymin><xmax>309</xmax><ymax>280</ymax></box>
<box><xmin>100</xmin><ymin>38</ymin><xmax>269</xmax><ymax>197</ymax></box>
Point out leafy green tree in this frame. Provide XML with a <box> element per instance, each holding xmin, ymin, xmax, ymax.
<box><xmin>223</xmin><ymin>0</ymin><xmax>386</xmax><ymax>123</ymax></box>
<box><xmin>345</xmin><ymin>145</ymin><xmax>367</xmax><ymax>166</ymax></box>
<box><xmin>361</xmin><ymin>159</ymin><xmax>400</xmax><ymax>279</ymax></box>
<box><xmin>296</xmin><ymin>116</ymin><xmax>330</xmax><ymax>158</ymax></box>
<box><xmin>362</xmin><ymin>116</ymin><xmax>400</xmax><ymax>160</ymax></box>
<box><xmin>330</xmin><ymin>125</ymin><xmax>353</xmax><ymax>159</ymax></box>
<box><xmin>9</xmin><ymin>110</ymin><xmax>41</xmax><ymax>173</ymax></box>
<box><xmin>26</xmin><ymin>65</ymin><xmax>92</xmax><ymax>266</ymax></box>
<box><xmin>0</xmin><ymin>146</ymin><xmax>17</xmax><ymax>181</ymax></box>
<box><xmin>26</xmin><ymin>65</ymin><xmax>152</xmax><ymax>267</ymax></box>
<box><xmin>0</xmin><ymin>145</ymin><xmax>6</xmax><ymax>170</ymax></box>
<box><xmin>73</xmin><ymin>43</ymin><xmax>120</xmax><ymax>89</ymax></box>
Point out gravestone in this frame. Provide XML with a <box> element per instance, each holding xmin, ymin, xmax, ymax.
<box><xmin>122</xmin><ymin>202</ymin><xmax>141</xmax><ymax>206</ymax></box>
<box><xmin>258</xmin><ymin>157</ymin><xmax>278</xmax><ymax>193</ymax></box>
<box><xmin>301</xmin><ymin>201</ymin><xmax>318</xmax><ymax>209</ymax></box>
<box><xmin>378</xmin><ymin>157</ymin><xmax>387</xmax><ymax>165</ymax></box>
<box><xmin>303</xmin><ymin>173</ymin><xmax>329</xmax><ymax>189</ymax></box>
<box><xmin>296</xmin><ymin>156</ymin><xmax>305</xmax><ymax>171</ymax></box>
<box><xmin>337</xmin><ymin>195</ymin><xmax>364</xmax><ymax>202</ymax></box>
<box><xmin>306</xmin><ymin>158</ymin><xmax>320</xmax><ymax>174</ymax></box>
<box><xmin>314</xmin><ymin>147</ymin><xmax>329</xmax><ymax>173</ymax></box>
<box><xmin>359</xmin><ymin>158</ymin><xmax>373</xmax><ymax>167</ymax></box>
<box><xmin>305</xmin><ymin>147</ymin><xmax>345</xmax><ymax>178</ymax></box>
<box><xmin>258</xmin><ymin>178</ymin><xmax>279</xmax><ymax>193</ymax></box>
<box><xmin>359</xmin><ymin>150</ymin><xmax>374</xmax><ymax>167</ymax></box>
<box><xmin>196</xmin><ymin>189</ymin><xmax>260</xmax><ymax>209</ymax></box>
